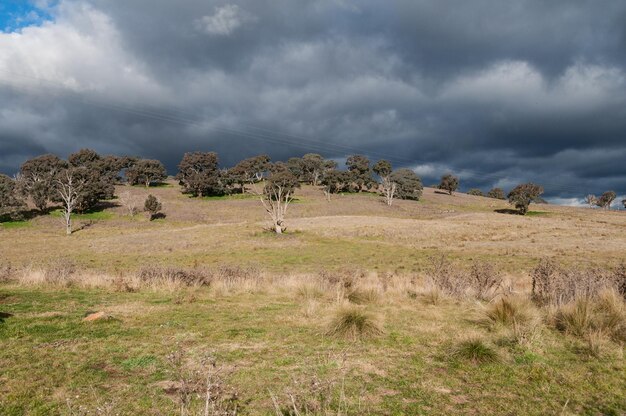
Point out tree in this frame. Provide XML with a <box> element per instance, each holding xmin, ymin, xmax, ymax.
<box><xmin>0</xmin><ymin>174</ymin><xmax>25</xmax><ymax>221</ymax></box>
<box><xmin>390</xmin><ymin>169</ymin><xmax>423</xmax><ymax>200</ymax></box>
<box><xmin>507</xmin><ymin>183</ymin><xmax>544</xmax><ymax>215</ymax></box>
<box><xmin>346</xmin><ymin>154</ymin><xmax>374</xmax><ymax>192</ymax></box>
<box><xmin>286</xmin><ymin>157</ymin><xmax>305</xmax><ymax>181</ymax></box>
<box><xmin>67</xmin><ymin>149</ymin><xmax>117</xmax><ymax>212</ymax></box>
<box><xmin>227</xmin><ymin>154</ymin><xmax>270</xmax><ymax>193</ymax></box>
<box><xmin>126</xmin><ymin>159</ymin><xmax>167</xmax><ymax>187</ymax></box>
<box><xmin>257</xmin><ymin>163</ymin><xmax>300</xmax><ymax>234</ymax></box>
<box><xmin>487</xmin><ymin>188</ymin><xmax>506</xmax><ymax>200</ymax></box>
<box><xmin>176</xmin><ymin>152</ymin><xmax>224</xmax><ymax>197</ymax></box>
<box><xmin>118</xmin><ymin>190</ymin><xmax>139</xmax><ymax>216</ymax></box>
<box><xmin>301</xmin><ymin>153</ymin><xmax>325</xmax><ymax>185</ymax></box>
<box><xmin>373</xmin><ymin>160</ymin><xmax>396</xmax><ymax>206</ymax></box>
<box><xmin>18</xmin><ymin>154</ymin><xmax>68</xmax><ymax>212</ymax></box>
<box><xmin>623</xmin><ymin>199</ymin><xmax>626</xmax><ymax>210</ymax></box>
<box><xmin>55</xmin><ymin>169</ymin><xmax>85</xmax><ymax>235</ymax></box>
<box><xmin>596</xmin><ymin>191</ymin><xmax>616</xmax><ymax>210</ymax></box>
<box><xmin>320</xmin><ymin>169</ymin><xmax>349</xmax><ymax>201</ymax></box>
<box><xmin>584</xmin><ymin>194</ymin><xmax>597</xmax><ymax>208</ymax></box>
<box><xmin>438</xmin><ymin>174</ymin><xmax>459</xmax><ymax>195</ymax></box>
<box><xmin>468</xmin><ymin>189</ymin><xmax>484</xmax><ymax>196</ymax></box>
<box><xmin>144</xmin><ymin>194</ymin><xmax>162</xmax><ymax>220</ymax></box>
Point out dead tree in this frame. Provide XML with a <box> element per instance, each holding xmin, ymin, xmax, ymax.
<box><xmin>118</xmin><ymin>190</ymin><xmax>138</xmax><ymax>216</ymax></box>
<box><xmin>382</xmin><ymin>177</ymin><xmax>397</xmax><ymax>206</ymax></box>
<box><xmin>584</xmin><ymin>194</ymin><xmax>597</xmax><ymax>208</ymax></box>
<box><xmin>253</xmin><ymin>164</ymin><xmax>299</xmax><ymax>234</ymax></box>
<box><xmin>55</xmin><ymin>170</ymin><xmax>84</xmax><ymax>235</ymax></box>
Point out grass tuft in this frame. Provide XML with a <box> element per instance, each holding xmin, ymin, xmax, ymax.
<box><xmin>451</xmin><ymin>338</ymin><xmax>500</xmax><ymax>364</ymax></box>
<box><xmin>346</xmin><ymin>287</ymin><xmax>380</xmax><ymax>305</ymax></box>
<box><xmin>552</xmin><ymin>290</ymin><xmax>626</xmax><ymax>343</ymax></box>
<box><xmin>325</xmin><ymin>304</ymin><xmax>384</xmax><ymax>340</ymax></box>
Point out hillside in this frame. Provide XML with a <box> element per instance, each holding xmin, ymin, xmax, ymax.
<box><xmin>1</xmin><ymin>182</ymin><xmax>625</xmax><ymax>415</ymax></box>
<box><xmin>1</xmin><ymin>181</ymin><xmax>624</xmax><ymax>274</ymax></box>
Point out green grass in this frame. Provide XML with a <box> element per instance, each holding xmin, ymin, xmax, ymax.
<box><xmin>49</xmin><ymin>209</ymin><xmax>115</xmax><ymax>221</ymax></box>
<box><xmin>0</xmin><ymin>220</ymin><xmax>32</xmax><ymax>229</ymax></box>
<box><xmin>0</xmin><ymin>286</ymin><xmax>624</xmax><ymax>415</ymax></box>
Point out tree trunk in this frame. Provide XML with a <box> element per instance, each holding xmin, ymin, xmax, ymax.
<box><xmin>65</xmin><ymin>213</ymin><xmax>72</xmax><ymax>235</ymax></box>
<box><xmin>274</xmin><ymin>222</ymin><xmax>283</xmax><ymax>234</ymax></box>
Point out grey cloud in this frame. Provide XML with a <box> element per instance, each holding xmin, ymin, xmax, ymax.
<box><xmin>0</xmin><ymin>0</ymin><xmax>625</xmax><ymax>203</ymax></box>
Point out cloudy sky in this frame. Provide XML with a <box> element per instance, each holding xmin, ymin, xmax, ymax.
<box><xmin>1</xmin><ymin>0</ymin><xmax>625</xmax><ymax>204</ymax></box>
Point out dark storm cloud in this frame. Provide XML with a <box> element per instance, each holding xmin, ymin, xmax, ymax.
<box><xmin>0</xmin><ymin>0</ymin><xmax>625</xmax><ymax>204</ymax></box>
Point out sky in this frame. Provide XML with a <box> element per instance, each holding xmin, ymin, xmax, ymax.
<box><xmin>0</xmin><ymin>0</ymin><xmax>625</xmax><ymax>205</ymax></box>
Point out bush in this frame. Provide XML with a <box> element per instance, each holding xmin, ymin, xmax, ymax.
<box><xmin>325</xmin><ymin>304</ymin><xmax>384</xmax><ymax>340</ymax></box>
<box><xmin>144</xmin><ymin>194</ymin><xmax>162</xmax><ymax>220</ymax></box>
<box><xmin>468</xmin><ymin>188</ymin><xmax>484</xmax><ymax>196</ymax></box>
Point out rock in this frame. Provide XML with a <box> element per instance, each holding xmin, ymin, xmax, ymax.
<box><xmin>83</xmin><ymin>311</ymin><xmax>109</xmax><ymax>321</ymax></box>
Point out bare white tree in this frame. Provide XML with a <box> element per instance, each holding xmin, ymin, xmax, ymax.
<box><xmin>381</xmin><ymin>176</ymin><xmax>397</xmax><ymax>206</ymax></box>
<box><xmin>373</xmin><ymin>160</ymin><xmax>396</xmax><ymax>206</ymax></box>
<box><xmin>55</xmin><ymin>170</ymin><xmax>84</xmax><ymax>235</ymax></box>
<box><xmin>252</xmin><ymin>166</ymin><xmax>299</xmax><ymax>234</ymax></box>
<box><xmin>118</xmin><ymin>190</ymin><xmax>138</xmax><ymax>216</ymax></box>
<box><xmin>584</xmin><ymin>194</ymin><xmax>597</xmax><ymax>208</ymax></box>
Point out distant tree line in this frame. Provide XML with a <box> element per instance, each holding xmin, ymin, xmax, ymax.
<box><xmin>2</xmin><ymin>148</ymin><xmax>623</xmax><ymax>234</ymax></box>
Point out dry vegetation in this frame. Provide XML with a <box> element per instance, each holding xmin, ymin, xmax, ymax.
<box><xmin>1</xmin><ymin>182</ymin><xmax>625</xmax><ymax>414</ymax></box>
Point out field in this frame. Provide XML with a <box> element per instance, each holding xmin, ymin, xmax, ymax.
<box><xmin>1</xmin><ymin>182</ymin><xmax>625</xmax><ymax>415</ymax></box>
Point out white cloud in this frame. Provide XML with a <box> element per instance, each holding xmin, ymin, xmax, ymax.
<box><xmin>0</xmin><ymin>2</ymin><xmax>167</xmax><ymax>102</ymax></box>
<box><xmin>441</xmin><ymin>60</ymin><xmax>626</xmax><ymax>113</ymax></box>
<box><xmin>197</xmin><ymin>4</ymin><xmax>253</xmax><ymax>36</ymax></box>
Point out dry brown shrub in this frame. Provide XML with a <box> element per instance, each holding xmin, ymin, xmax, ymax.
<box><xmin>425</xmin><ymin>255</ymin><xmax>503</xmax><ymax>300</ymax></box>
<box><xmin>0</xmin><ymin>260</ymin><xmax>13</xmax><ymax>283</ymax></box>
<box><xmin>42</xmin><ymin>258</ymin><xmax>77</xmax><ymax>285</ymax></box>
<box><xmin>213</xmin><ymin>264</ymin><xmax>263</xmax><ymax>289</ymax></box>
<box><xmin>137</xmin><ymin>265</ymin><xmax>211</xmax><ymax>287</ymax></box>
<box><xmin>531</xmin><ymin>259</ymin><xmax>621</xmax><ymax>306</ymax></box>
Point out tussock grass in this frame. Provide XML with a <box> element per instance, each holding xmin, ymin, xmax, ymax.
<box><xmin>552</xmin><ymin>290</ymin><xmax>626</xmax><ymax>343</ymax></box>
<box><xmin>325</xmin><ymin>304</ymin><xmax>384</xmax><ymax>340</ymax></box>
<box><xmin>451</xmin><ymin>338</ymin><xmax>500</xmax><ymax>364</ymax></box>
<box><xmin>483</xmin><ymin>296</ymin><xmax>542</xmax><ymax>345</ymax></box>
<box><xmin>346</xmin><ymin>287</ymin><xmax>380</xmax><ymax>305</ymax></box>
<box><xmin>484</xmin><ymin>297</ymin><xmax>539</xmax><ymax>327</ymax></box>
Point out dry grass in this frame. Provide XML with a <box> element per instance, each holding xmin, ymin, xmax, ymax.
<box><xmin>1</xmin><ymin>181</ymin><xmax>625</xmax><ymax>276</ymax></box>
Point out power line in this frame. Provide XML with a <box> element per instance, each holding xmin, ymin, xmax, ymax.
<box><xmin>0</xmin><ymin>69</ymin><xmax>611</xmax><ymax>196</ymax></box>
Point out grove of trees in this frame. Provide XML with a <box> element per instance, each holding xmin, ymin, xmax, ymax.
<box><xmin>2</xmin><ymin>148</ymin><xmax>623</xmax><ymax>235</ymax></box>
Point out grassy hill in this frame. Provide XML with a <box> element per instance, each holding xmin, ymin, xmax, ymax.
<box><xmin>1</xmin><ymin>182</ymin><xmax>625</xmax><ymax>415</ymax></box>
